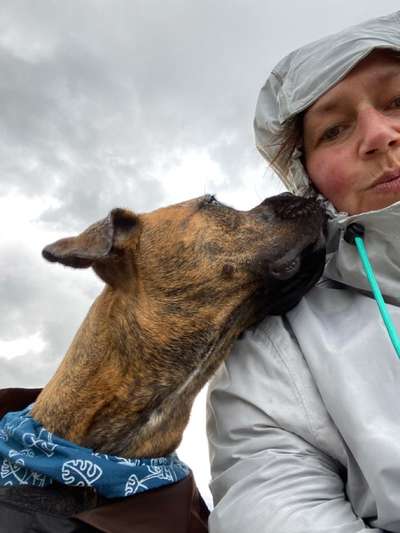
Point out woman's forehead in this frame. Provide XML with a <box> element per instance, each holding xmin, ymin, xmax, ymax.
<box><xmin>305</xmin><ymin>49</ymin><xmax>400</xmax><ymax>119</ymax></box>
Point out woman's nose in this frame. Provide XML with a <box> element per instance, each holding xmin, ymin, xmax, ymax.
<box><xmin>358</xmin><ymin>107</ymin><xmax>400</xmax><ymax>157</ymax></box>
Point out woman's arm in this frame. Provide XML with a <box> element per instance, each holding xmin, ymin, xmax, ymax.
<box><xmin>207</xmin><ymin>320</ymin><xmax>382</xmax><ymax>533</ymax></box>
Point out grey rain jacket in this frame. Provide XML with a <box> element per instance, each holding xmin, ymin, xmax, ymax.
<box><xmin>208</xmin><ymin>204</ymin><xmax>400</xmax><ymax>533</ymax></box>
<box><xmin>207</xmin><ymin>10</ymin><xmax>400</xmax><ymax>533</ymax></box>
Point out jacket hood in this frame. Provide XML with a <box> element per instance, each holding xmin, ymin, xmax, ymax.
<box><xmin>254</xmin><ymin>11</ymin><xmax>400</xmax><ymax>196</ymax></box>
<box><xmin>325</xmin><ymin>200</ymin><xmax>400</xmax><ymax>305</ymax></box>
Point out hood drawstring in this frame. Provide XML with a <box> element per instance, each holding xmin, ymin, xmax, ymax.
<box><xmin>344</xmin><ymin>223</ymin><xmax>400</xmax><ymax>359</ymax></box>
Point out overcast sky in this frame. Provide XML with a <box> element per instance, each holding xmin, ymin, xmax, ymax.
<box><xmin>1</xmin><ymin>0</ymin><xmax>399</xmax><ymax>507</ymax></box>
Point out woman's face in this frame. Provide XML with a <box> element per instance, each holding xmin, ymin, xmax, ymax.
<box><xmin>303</xmin><ymin>49</ymin><xmax>400</xmax><ymax>214</ymax></box>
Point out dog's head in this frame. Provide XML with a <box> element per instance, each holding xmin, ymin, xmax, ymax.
<box><xmin>39</xmin><ymin>193</ymin><xmax>326</xmax><ymax>456</ymax></box>
<box><xmin>43</xmin><ymin>193</ymin><xmax>325</xmax><ymax>332</ymax></box>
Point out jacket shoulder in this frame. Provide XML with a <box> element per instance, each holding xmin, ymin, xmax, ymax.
<box><xmin>209</xmin><ymin>315</ymin><xmax>322</xmax><ymax>451</ymax></box>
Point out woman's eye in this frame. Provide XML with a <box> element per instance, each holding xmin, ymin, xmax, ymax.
<box><xmin>320</xmin><ymin>124</ymin><xmax>345</xmax><ymax>142</ymax></box>
<box><xmin>389</xmin><ymin>96</ymin><xmax>400</xmax><ymax>109</ymax></box>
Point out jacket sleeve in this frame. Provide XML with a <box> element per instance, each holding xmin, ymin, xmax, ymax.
<box><xmin>206</xmin><ymin>318</ymin><xmax>383</xmax><ymax>533</ymax></box>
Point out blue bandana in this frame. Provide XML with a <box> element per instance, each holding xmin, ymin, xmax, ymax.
<box><xmin>0</xmin><ymin>405</ymin><xmax>190</xmax><ymax>498</ymax></box>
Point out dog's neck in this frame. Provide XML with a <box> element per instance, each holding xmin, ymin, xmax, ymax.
<box><xmin>32</xmin><ymin>285</ymin><xmax>242</xmax><ymax>458</ymax></box>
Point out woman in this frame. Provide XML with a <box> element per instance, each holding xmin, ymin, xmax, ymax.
<box><xmin>207</xmin><ymin>11</ymin><xmax>400</xmax><ymax>533</ymax></box>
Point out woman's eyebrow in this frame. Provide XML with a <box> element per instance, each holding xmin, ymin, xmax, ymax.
<box><xmin>305</xmin><ymin>99</ymin><xmax>344</xmax><ymax>132</ymax></box>
<box><xmin>309</xmin><ymin>101</ymin><xmax>341</xmax><ymax>118</ymax></box>
<box><xmin>310</xmin><ymin>69</ymin><xmax>400</xmax><ymax>119</ymax></box>
<box><xmin>307</xmin><ymin>90</ymin><xmax>351</xmax><ymax>119</ymax></box>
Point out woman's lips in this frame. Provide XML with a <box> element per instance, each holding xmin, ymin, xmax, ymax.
<box><xmin>372</xmin><ymin>169</ymin><xmax>400</xmax><ymax>193</ymax></box>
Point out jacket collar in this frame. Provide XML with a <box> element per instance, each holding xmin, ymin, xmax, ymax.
<box><xmin>324</xmin><ymin>200</ymin><xmax>400</xmax><ymax>305</ymax></box>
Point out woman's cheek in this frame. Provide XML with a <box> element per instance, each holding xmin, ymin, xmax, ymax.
<box><xmin>306</xmin><ymin>149</ymin><xmax>353</xmax><ymax>201</ymax></box>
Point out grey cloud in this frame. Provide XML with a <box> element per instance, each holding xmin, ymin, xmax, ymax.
<box><xmin>0</xmin><ymin>1</ymin><xmax>285</xmax><ymax>214</ymax></box>
<box><xmin>0</xmin><ymin>353</ymin><xmax>57</xmax><ymax>388</ymax></box>
<box><xmin>0</xmin><ymin>241</ymin><xmax>102</xmax><ymax>360</ymax></box>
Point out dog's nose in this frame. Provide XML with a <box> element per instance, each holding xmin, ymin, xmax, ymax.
<box><xmin>258</xmin><ymin>193</ymin><xmax>323</xmax><ymax>221</ymax></box>
<box><xmin>258</xmin><ymin>192</ymin><xmax>292</xmax><ymax>206</ymax></box>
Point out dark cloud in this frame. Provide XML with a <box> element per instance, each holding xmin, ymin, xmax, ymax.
<box><xmin>1</xmin><ymin>0</ymin><xmax>398</xmax><ymax>220</ymax></box>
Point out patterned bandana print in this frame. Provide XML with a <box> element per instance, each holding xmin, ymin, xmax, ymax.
<box><xmin>0</xmin><ymin>405</ymin><xmax>190</xmax><ymax>498</ymax></box>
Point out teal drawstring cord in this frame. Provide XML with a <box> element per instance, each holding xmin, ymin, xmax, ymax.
<box><xmin>345</xmin><ymin>223</ymin><xmax>400</xmax><ymax>359</ymax></box>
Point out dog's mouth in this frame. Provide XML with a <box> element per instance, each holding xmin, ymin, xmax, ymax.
<box><xmin>265</xmin><ymin>233</ymin><xmax>326</xmax><ymax>315</ymax></box>
<box><xmin>268</xmin><ymin>229</ymin><xmax>325</xmax><ymax>281</ymax></box>
<box><xmin>269</xmin><ymin>253</ymin><xmax>302</xmax><ymax>281</ymax></box>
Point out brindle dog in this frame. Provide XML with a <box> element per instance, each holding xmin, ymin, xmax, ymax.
<box><xmin>1</xmin><ymin>193</ymin><xmax>325</xmax><ymax>531</ymax></box>
<box><xmin>33</xmin><ymin>193</ymin><xmax>324</xmax><ymax>457</ymax></box>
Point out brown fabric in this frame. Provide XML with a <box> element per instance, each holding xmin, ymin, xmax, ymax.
<box><xmin>0</xmin><ymin>388</ymin><xmax>209</xmax><ymax>532</ymax></box>
<box><xmin>188</xmin><ymin>482</ymin><xmax>210</xmax><ymax>533</ymax></box>
<box><xmin>0</xmin><ymin>387</ymin><xmax>42</xmax><ymax>419</ymax></box>
<box><xmin>75</xmin><ymin>473</ymin><xmax>209</xmax><ymax>533</ymax></box>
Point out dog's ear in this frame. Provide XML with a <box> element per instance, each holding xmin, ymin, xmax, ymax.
<box><xmin>42</xmin><ymin>208</ymin><xmax>139</xmax><ymax>269</ymax></box>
